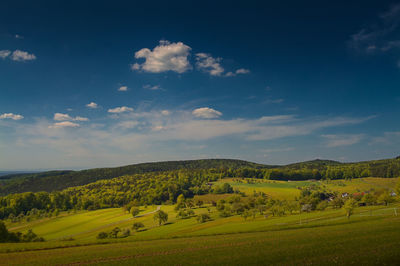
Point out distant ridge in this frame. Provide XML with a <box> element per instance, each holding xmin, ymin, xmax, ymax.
<box><xmin>0</xmin><ymin>159</ymin><xmax>269</xmax><ymax>195</ymax></box>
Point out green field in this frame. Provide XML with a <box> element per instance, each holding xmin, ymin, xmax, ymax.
<box><xmin>1</xmin><ymin>177</ymin><xmax>399</xmax><ymax>265</ymax></box>
<box><xmin>1</xmin><ymin>204</ymin><xmax>399</xmax><ymax>265</ymax></box>
<box><xmin>213</xmin><ymin>177</ymin><xmax>398</xmax><ymax>200</ymax></box>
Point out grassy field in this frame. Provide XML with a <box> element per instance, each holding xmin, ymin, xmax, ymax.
<box><xmin>1</xmin><ymin>177</ymin><xmax>399</xmax><ymax>265</ymax></box>
<box><xmin>213</xmin><ymin>177</ymin><xmax>398</xmax><ymax>199</ymax></box>
<box><xmin>1</xmin><ymin>205</ymin><xmax>399</xmax><ymax>265</ymax></box>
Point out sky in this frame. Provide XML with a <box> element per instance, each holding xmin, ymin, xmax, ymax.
<box><xmin>1</xmin><ymin>1</ymin><xmax>400</xmax><ymax>170</ymax></box>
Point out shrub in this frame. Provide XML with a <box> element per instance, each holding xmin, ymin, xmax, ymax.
<box><xmin>132</xmin><ymin>222</ymin><xmax>144</xmax><ymax>231</ymax></box>
<box><xmin>97</xmin><ymin>232</ymin><xmax>108</xmax><ymax>239</ymax></box>
<box><xmin>196</xmin><ymin>213</ymin><xmax>211</xmax><ymax>223</ymax></box>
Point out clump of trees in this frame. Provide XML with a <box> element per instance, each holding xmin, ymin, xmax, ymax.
<box><xmin>0</xmin><ymin>221</ymin><xmax>44</xmax><ymax>243</ymax></box>
<box><xmin>96</xmin><ymin>227</ymin><xmax>131</xmax><ymax>239</ymax></box>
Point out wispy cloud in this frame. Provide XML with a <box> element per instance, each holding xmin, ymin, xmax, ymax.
<box><xmin>143</xmin><ymin>84</ymin><xmax>162</xmax><ymax>90</ymax></box>
<box><xmin>48</xmin><ymin>121</ymin><xmax>80</xmax><ymax>129</ymax></box>
<box><xmin>349</xmin><ymin>3</ymin><xmax>400</xmax><ymax>66</ymax></box>
<box><xmin>118</xmin><ymin>86</ymin><xmax>128</xmax><ymax>91</ymax></box>
<box><xmin>0</xmin><ymin>107</ymin><xmax>375</xmax><ymax>169</ymax></box>
<box><xmin>321</xmin><ymin>134</ymin><xmax>364</xmax><ymax>147</ymax></box>
<box><xmin>370</xmin><ymin>131</ymin><xmax>400</xmax><ymax>145</ymax></box>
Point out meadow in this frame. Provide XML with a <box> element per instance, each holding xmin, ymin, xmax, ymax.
<box><xmin>1</xmin><ymin>204</ymin><xmax>399</xmax><ymax>265</ymax></box>
<box><xmin>1</xmin><ymin>177</ymin><xmax>399</xmax><ymax>265</ymax></box>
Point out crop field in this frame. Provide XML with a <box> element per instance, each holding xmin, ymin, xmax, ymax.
<box><xmin>1</xmin><ymin>205</ymin><xmax>399</xmax><ymax>265</ymax></box>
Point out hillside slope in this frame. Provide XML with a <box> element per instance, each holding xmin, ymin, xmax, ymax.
<box><xmin>0</xmin><ymin>159</ymin><xmax>268</xmax><ymax>195</ymax></box>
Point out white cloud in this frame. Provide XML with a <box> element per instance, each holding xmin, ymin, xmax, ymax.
<box><xmin>15</xmin><ymin>34</ymin><xmax>24</xmax><ymax>39</ymax></box>
<box><xmin>321</xmin><ymin>134</ymin><xmax>364</xmax><ymax>147</ymax></box>
<box><xmin>195</xmin><ymin>53</ymin><xmax>249</xmax><ymax>77</ymax></box>
<box><xmin>161</xmin><ymin>110</ymin><xmax>170</xmax><ymax>116</ymax></box>
<box><xmin>86</xmin><ymin>102</ymin><xmax>98</xmax><ymax>109</ymax></box>
<box><xmin>0</xmin><ymin>50</ymin><xmax>11</xmax><ymax>59</ymax></box>
<box><xmin>49</xmin><ymin>121</ymin><xmax>80</xmax><ymax>129</ymax></box>
<box><xmin>11</xmin><ymin>50</ymin><xmax>36</xmax><ymax>61</ymax></box>
<box><xmin>143</xmin><ymin>84</ymin><xmax>162</xmax><ymax>90</ymax></box>
<box><xmin>132</xmin><ymin>40</ymin><xmax>192</xmax><ymax>73</ymax></box>
<box><xmin>192</xmin><ymin>107</ymin><xmax>222</xmax><ymax>119</ymax></box>
<box><xmin>1</xmin><ymin>110</ymin><xmax>374</xmax><ymax>169</ymax></box>
<box><xmin>54</xmin><ymin>113</ymin><xmax>89</xmax><ymax>121</ymax></box>
<box><xmin>118</xmin><ymin>86</ymin><xmax>128</xmax><ymax>91</ymax></box>
<box><xmin>0</xmin><ymin>113</ymin><xmax>24</xmax><ymax>120</ymax></box>
<box><xmin>235</xmin><ymin>68</ymin><xmax>250</xmax><ymax>74</ymax></box>
<box><xmin>226</xmin><ymin>68</ymin><xmax>251</xmax><ymax>76</ymax></box>
<box><xmin>54</xmin><ymin>113</ymin><xmax>72</xmax><ymax>121</ymax></box>
<box><xmin>108</xmin><ymin>106</ymin><xmax>134</xmax><ymax>113</ymax></box>
<box><xmin>195</xmin><ymin>53</ymin><xmax>224</xmax><ymax>76</ymax></box>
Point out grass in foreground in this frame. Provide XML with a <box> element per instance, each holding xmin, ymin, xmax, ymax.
<box><xmin>0</xmin><ymin>211</ymin><xmax>399</xmax><ymax>265</ymax></box>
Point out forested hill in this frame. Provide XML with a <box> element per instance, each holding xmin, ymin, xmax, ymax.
<box><xmin>0</xmin><ymin>159</ymin><xmax>268</xmax><ymax>195</ymax></box>
<box><xmin>1</xmin><ymin>157</ymin><xmax>399</xmax><ymax>196</ymax></box>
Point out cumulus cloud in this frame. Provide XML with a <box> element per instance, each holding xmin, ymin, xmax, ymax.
<box><xmin>108</xmin><ymin>106</ymin><xmax>134</xmax><ymax>113</ymax></box>
<box><xmin>0</xmin><ymin>113</ymin><xmax>24</xmax><ymax>120</ymax></box>
<box><xmin>195</xmin><ymin>53</ymin><xmax>250</xmax><ymax>77</ymax></box>
<box><xmin>132</xmin><ymin>40</ymin><xmax>192</xmax><ymax>73</ymax></box>
<box><xmin>0</xmin><ymin>50</ymin><xmax>11</xmax><ymax>59</ymax></box>
<box><xmin>192</xmin><ymin>107</ymin><xmax>222</xmax><ymax>119</ymax></box>
<box><xmin>321</xmin><ymin>134</ymin><xmax>364</xmax><ymax>147</ymax></box>
<box><xmin>118</xmin><ymin>86</ymin><xmax>128</xmax><ymax>91</ymax></box>
<box><xmin>49</xmin><ymin>121</ymin><xmax>80</xmax><ymax>129</ymax></box>
<box><xmin>86</xmin><ymin>102</ymin><xmax>98</xmax><ymax>109</ymax></box>
<box><xmin>11</xmin><ymin>50</ymin><xmax>36</xmax><ymax>61</ymax></box>
<box><xmin>54</xmin><ymin>113</ymin><xmax>72</xmax><ymax>121</ymax></box>
<box><xmin>195</xmin><ymin>53</ymin><xmax>224</xmax><ymax>76</ymax></box>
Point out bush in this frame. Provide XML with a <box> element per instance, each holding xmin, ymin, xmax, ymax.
<box><xmin>121</xmin><ymin>228</ymin><xmax>130</xmax><ymax>237</ymax></box>
<box><xmin>132</xmin><ymin>222</ymin><xmax>144</xmax><ymax>231</ymax></box>
<box><xmin>196</xmin><ymin>213</ymin><xmax>211</xmax><ymax>223</ymax></box>
<box><xmin>97</xmin><ymin>232</ymin><xmax>108</xmax><ymax>239</ymax></box>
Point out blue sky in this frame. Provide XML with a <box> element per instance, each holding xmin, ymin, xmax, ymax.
<box><xmin>1</xmin><ymin>1</ymin><xmax>400</xmax><ymax>170</ymax></box>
